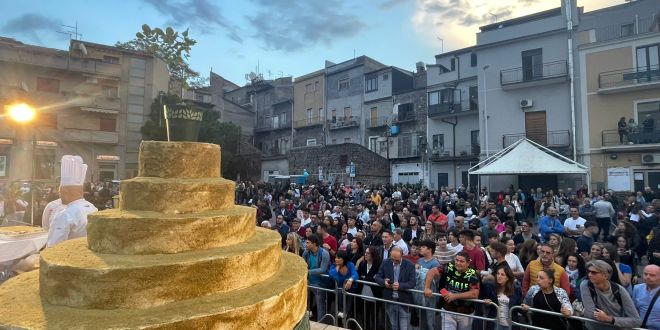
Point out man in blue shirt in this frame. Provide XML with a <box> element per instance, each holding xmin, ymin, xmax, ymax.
<box><xmin>539</xmin><ymin>206</ymin><xmax>564</xmax><ymax>242</ymax></box>
<box><xmin>303</xmin><ymin>234</ymin><xmax>330</xmax><ymax>323</ymax></box>
<box><xmin>634</xmin><ymin>264</ymin><xmax>660</xmax><ymax>330</ymax></box>
<box><xmin>417</xmin><ymin>240</ymin><xmax>440</xmax><ymax>330</ymax></box>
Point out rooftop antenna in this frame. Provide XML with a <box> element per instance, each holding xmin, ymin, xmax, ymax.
<box><xmin>57</xmin><ymin>21</ymin><xmax>82</xmax><ymax>40</ymax></box>
<box><xmin>488</xmin><ymin>12</ymin><xmax>498</xmax><ymax>23</ymax></box>
<box><xmin>436</xmin><ymin>37</ymin><xmax>443</xmax><ymax>53</ymax></box>
<box><xmin>267</xmin><ymin>70</ymin><xmax>272</xmax><ymax>79</ymax></box>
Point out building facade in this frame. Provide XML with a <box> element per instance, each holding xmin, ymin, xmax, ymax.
<box><xmin>576</xmin><ymin>0</ymin><xmax>660</xmax><ymax>192</ymax></box>
<box><xmin>426</xmin><ymin>48</ymin><xmax>480</xmax><ymax>189</ymax></box>
<box><xmin>0</xmin><ymin>38</ymin><xmax>169</xmax><ymax>184</ymax></box>
<box><xmin>292</xmin><ymin>69</ymin><xmax>325</xmax><ymax>148</ymax></box>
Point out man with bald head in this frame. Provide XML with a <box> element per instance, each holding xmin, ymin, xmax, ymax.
<box><xmin>633</xmin><ymin>264</ymin><xmax>660</xmax><ymax>330</ymax></box>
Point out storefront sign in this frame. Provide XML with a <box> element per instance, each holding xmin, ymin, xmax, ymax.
<box><xmin>607</xmin><ymin>167</ymin><xmax>631</xmax><ymax>192</ymax></box>
<box><xmin>96</xmin><ymin>155</ymin><xmax>120</xmax><ymax>161</ymax></box>
<box><xmin>36</xmin><ymin>141</ymin><xmax>57</xmax><ymax>147</ymax></box>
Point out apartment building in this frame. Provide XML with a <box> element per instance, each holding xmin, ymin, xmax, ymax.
<box><xmin>475</xmin><ymin>3</ymin><xmax>580</xmax><ymax>191</ymax></box>
<box><xmin>292</xmin><ymin>69</ymin><xmax>325</xmax><ymax>148</ymax></box>
<box><xmin>576</xmin><ymin>0</ymin><xmax>660</xmax><ymax>192</ymax></box>
<box><xmin>426</xmin><ymin>48</ymin><xmax>480</xmax><ymax>189</ymax></box>
<box><xmin>0</xmin><ymin>37</ymin><xmax>169</xmax><ymax>183</ymax></box>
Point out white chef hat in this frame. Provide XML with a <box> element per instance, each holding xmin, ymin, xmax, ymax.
<box><xmin>60</xmin><ymin>155</ymin><xmax>87</xmax><ymax>187</ymax></box>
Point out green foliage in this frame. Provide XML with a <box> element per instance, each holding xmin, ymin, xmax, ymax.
<box><xmin>115</xmin><ymin>24</ymin><xmax>201</xmax><ymax>89</ymax></box>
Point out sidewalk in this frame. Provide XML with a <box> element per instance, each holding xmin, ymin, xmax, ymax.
<box><xmin>310</xmin><ymin>322</ymin><xmax>349</xmax><ymax>330</ymax></box>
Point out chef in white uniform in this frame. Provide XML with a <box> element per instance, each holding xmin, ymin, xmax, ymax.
<box><xmin>47</xmin><ymin>155</ymin><xmax>98</xmax><ymax>247</ymax></box>
<box><xmin>42</xmin><ymin>196</ymin><xmax>63</xmax><ymax>232</ymax></box>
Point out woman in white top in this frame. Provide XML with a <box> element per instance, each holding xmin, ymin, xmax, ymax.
<box><xmin>505</xmin><ymin>239</ymin><xmax>525</xmax><ymax>280</ymax></box>
<box><xmin>483</xmin><ymin>266</ymin><xmax>522</xmax><ymax>330</ymax></box>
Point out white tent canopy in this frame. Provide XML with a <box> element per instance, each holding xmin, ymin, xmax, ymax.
<box><xmin>469</xmin><ymin>138</ymin><xmax>588</xmax><ymax>175</ymax></box>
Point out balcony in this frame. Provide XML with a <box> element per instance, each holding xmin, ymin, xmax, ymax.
<box><xmin>430</xmin><ymin>144</ymin><xmax>480</xmax><ymax>161</ymax></box>
<box><xmin>598</xmin><ymin>65</ymin><xmax>660</xmax><ymax>94</ymax></box>
<box><xmin>63</xmin><ymin>92</ymin><xmax>121</xmax><ymax>113</ymax></box>
<box><xmin>581</xmin><ymin>16</ymin><xmax>655</xmax><ymax>45</ymax></box>
<box><xmin>293</xmin><ymin>116</ymin><xmax>324</xmax><ymax>128</ymax></box>
<box><xmin>428</xmin><ymin>101</ymin><xmax>476</xmax><ymax>118</ymax></box>
<box><xmin>365</xmin><ymin>116</ymin><xmax>389</xmax><ymax>128</ymax></box>
<box><xmin>601</xmin><ymin>128</ymin><xmax>660</xmax><ymax>150</ymax></box>
<box><xmin>502</xmin><ymin>130</ymin><xmax>571</xmax><ymax>150</ymax></box>
<box><xmin>392</xmin><ymin>111</ymin><xmax>417</xmax><ymax>124</ymax></box>
<box><xmin>255</xmin><ymin>117</ymin><xmax>292</xmax><ymax>132</ymax></box>
<box><xmin>397</xmin><ymin>147</ymin><xmax>420</xmax><ymax>158</ymax></box>
<box><xmin>260</xmin><ymin>145</ymin><xmax>288</xmax><ymax>158</ymax></box>
<box><xmin>0</xmin><ymin>47</ymin><xmax>121</xmax><ymax>77</ymax></box>
<box><xmin>63</xmin><ymin>129</ymin><xmax>118</xmax><ymax>144</ymax></box>
<box><xmin>500</xmin><ymin>60</ymin><xmax>567</xmax><ymax>89</ymax></box>
<box><xmin>328</xmin><ymin>116</ymin><xmax>360</xmax><ymax>130</ymax></box>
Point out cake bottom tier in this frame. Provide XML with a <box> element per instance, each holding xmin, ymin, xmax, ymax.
<box><xmin>0</xmin><ymin>253</ymin><xmax>307</xmax><ymax>330</ymax></box>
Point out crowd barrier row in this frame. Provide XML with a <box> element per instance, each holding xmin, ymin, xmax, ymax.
<box><xmin>308</xmin><ymin>275</ymin><xmax>649</xmax><ymax>330</ymax></box>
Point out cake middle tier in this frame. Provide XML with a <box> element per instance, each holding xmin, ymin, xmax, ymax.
<box><xmin>120</xmin><ymin>177</ymin><xmax>235</xmax><ymax>213</ymax></box>
<box><xmin>40</xmin><ymin>228</ymin><xmax>282</xmax><ymax>309</ymax></box>
<box><xmin>87</xmin><ymin>206</ymin><xmax>256</xmax><ymax>254</ymax></box>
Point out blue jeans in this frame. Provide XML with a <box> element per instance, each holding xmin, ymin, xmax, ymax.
<box><xmin>309</xmin><ymin>287</ymin><xmax>327</xmax><ymax>322</ymax></box>
<box><xmin>420</xmin><ymin>296</ymin><xmax>437</xmax><ymax>330</ymax></box>
<box><xmin>386</xmin><ymin>303</ymin><xmax>410</xmax><ymax>330</ymax></box>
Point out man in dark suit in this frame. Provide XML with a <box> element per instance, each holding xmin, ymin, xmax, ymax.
<box><xmin>375</xmin><ymin>245</ymin><xmax>417</xmax><ymax>330</ymax></box>
<box><xmin>403</xmin><ymin>216</ymin><xmax>423</xmax><ymax>245</ymax></box>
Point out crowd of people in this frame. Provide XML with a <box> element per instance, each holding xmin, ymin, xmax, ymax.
<box><xmin>240</xmin><ymin>180</ymin><xmax>660</xmax><ymax>330</ymax></box>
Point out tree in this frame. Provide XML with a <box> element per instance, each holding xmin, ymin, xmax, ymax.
<box><xmin>116</xmin><ymin>24</ymin><xmax>203</xmax><ymax>90</ymax></box>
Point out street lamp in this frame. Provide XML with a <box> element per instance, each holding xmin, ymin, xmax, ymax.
<box><xmin>5</xmin><ymin>103</ymin><xmax>37</xmax><ymax>226</ymax></box>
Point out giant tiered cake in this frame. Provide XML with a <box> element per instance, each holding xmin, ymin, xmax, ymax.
<box><xmin>0</xmin><ymin>141</ymin><xmax>309</xmax><ymax>329</ymax></box>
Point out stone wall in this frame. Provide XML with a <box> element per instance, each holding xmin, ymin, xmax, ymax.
<box><xmin>289</xmin><ymin>143</ymin><xmax>389</xmax><ymax>185</ymax></box>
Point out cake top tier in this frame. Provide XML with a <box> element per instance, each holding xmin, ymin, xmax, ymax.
<box><xmin>139</xmin><ymin>141</ymin><xmax>220</xmax><ymax>179</ymax></box>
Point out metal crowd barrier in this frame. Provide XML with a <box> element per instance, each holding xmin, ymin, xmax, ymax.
<box><xmin>306</xmin><ymin>274</ymin><xmax>339</xmax><ymax>326</ymax></box>
<box><xmin>509</xmin><ymin>305</ymin><xmax>648</xmax><ymax>330</ymax></box>
<box><xmin>331</xmin><ymin>277</ymin><xmax>500</xmax><ymax>330</ymax></box>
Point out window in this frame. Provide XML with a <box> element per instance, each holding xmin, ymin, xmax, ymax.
<box><xmin>397</xmin><ymin>134</ymin><xmax>418</xmax><ymax>157</ymax></box>
<box><xmin>344</xmin><ymin>107</ymin><xmax>352</xmax><ymax>118</ymax></box>
<box><xmin>103</xmin><ymin>56</ymin><xmax>119</xmax><ymax>64</ymax></box>
<box><xmin>344</xmin><ymin>137</ymin><xmax>352</xmax><ymax>143</ymax></box>
<box><xmin>432</xmin><ymin>134</ymin><xmax>444</xmax><ymax>150</ymax></box>
<box><xmin>318</xmin><ymin>108</ymin><xmax>323</xmax><ymax>119</ymax></box>
<box><xmin>522</xmin><ymin>48</ymin><xmax>543</xmax><ymax>81</ymax></box>
<box><xmin>637</xmin><ymin>100</ymin><xmax>660</xmax><ymax>130</ymax></box>
<box><xmin>305</xmin><ymin>83</ymin><xmax>313</xmax><ymax>93</ymax></box>
<box><xmin>398</xmin><ymin>103</ymin><xmax>414</xmax><ymax>121</ymax></box>
<box><xmin>621</xmin><ymin>23</ymin><xmax>635</xmax><ymax>37</ymax></box>
<box><xmin>383</xmin><ymin>74</ymin><xmax>389</xmax><ymax>80</ymax></box>
<box><xmin>315</xmin><ymin>81</ymin><xmax>319</xmax><ymax>91</ymax></box>
<box><xmin>100</xmin><ymin>118</ymin><xmax>116</xmax><ymax>132</ymax></box>
<box><xmin>469</xmin><ymin>86</ymin><xmax>478</xmax><ymax>110</ymax></box>
<box><xmin>331</xmin><ymin>109</ymin><xmax>337</xmax><ymax>123</ymax></box>
<box><xmin>471</xmin><ymin>53</ymin><xmax>477</xmax><ymax>67</ymax></box>
<box><xmin>36</xmin><ymin>77</ymin><xmax>60</xmax><ymax>93</ymax></box>
<box><xmin>306</xmin><ymin>139</ymin><xmax>317</xmax><ymax>146</ymax></box>
<box><xmin>636</xmin><ymin>44</ymin><xmax>659</xmax><ymax>73</ymax></box>
<box><xmin>365</xmin><ymin>75</ymin><xmax>378</xmax><ymax>92</ymax></box>
<box><xmin>440</xmin><ymin>89</ymin><xmax>454</xmax><ymax>104</ymax></box>
<box><xmin>369</xmin><ymin>136</ymin><xmax>378</xmax><ymax>152</ymax></box>
<box><xmin>307</xmin><ymin>108</ymin><xmax>313</xmax><ymax>123</ymax></box>
<box><xmin>450</xmin><ymin>58</ymin><xmax>456</xmax><ymax>71</ymax></box>
<box><xmin>338</xmin><ymin>78</ymin><xmax>350</xmax><ymax>90</ymax></box>
<box><xmin>471</xmin><ymin>130</ymin><xmax>480</xmax><ymax>155</ymax></box>
<box><xmin>279</xmin><ymin>112</ymin><xmax>287</xmax><ymax>126</ymax></box>
<box><xmin>428</xmin><ymin>91</ymin><xmax>440</xmax><ymax>106</ymax></box>
<box><xmin>102</xmin><ymin>85</ymin><xmax>118</xmax><ymax>98</ymax></box>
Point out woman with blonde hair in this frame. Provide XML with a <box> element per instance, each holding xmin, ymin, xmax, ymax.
<box><xmin>283</xmin><ymin>232</ymin><xmax>303</xmax><ymax>256</ymax></box>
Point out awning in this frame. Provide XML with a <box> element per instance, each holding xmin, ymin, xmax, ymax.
<box><xmin>81</xmin><ymin>107</ymin><xmax>118</xmax><ymax>115</ymax></box>
<box><xmin>469</xmin><ymin>138</ymin><xmax>588</xmax><ymax>175</ymax></box>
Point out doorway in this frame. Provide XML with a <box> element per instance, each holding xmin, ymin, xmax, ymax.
<box><xmin>525</xmin><ymin>111</ymin><xmax>547</xmax><ymax>146</ymax></box>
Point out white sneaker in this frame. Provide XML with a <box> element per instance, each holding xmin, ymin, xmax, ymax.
<box><xmin>337</xmin><ymin>312</ymin><xmax>344</xmax><ymax>319</ymax></box>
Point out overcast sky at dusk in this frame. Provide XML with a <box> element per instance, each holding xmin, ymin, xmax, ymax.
<box><xmin>2</xmin><ymin>0</ymin><xmax>624</xmax><ymax>85</ymax></box>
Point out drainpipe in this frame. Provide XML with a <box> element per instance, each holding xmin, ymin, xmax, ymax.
<box><xmin>442</xmin><ymin>117</ymin><xmax>458</xmax><ymax>187</ymax></box>
<box><xmin>565</xmin><ymin>0</ymin><xmax>577</xmax><ymax>162</ymax></box>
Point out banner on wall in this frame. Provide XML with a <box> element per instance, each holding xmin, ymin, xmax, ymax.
<box><xmin>607</xmin><ymin>167</ymin><xmax>630</xmax><ymax>192</ymax></box>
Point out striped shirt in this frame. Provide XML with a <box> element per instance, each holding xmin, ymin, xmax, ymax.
<box><xmin>434</xmin><ymin>248</ymin><xmax>457</xmax><ymax>265</ymax></box>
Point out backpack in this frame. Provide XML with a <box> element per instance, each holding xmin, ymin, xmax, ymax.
<box><xmin>587</xmin><ymin>280</ymin><xmax>623</xmax><ymax>310</ymax></box>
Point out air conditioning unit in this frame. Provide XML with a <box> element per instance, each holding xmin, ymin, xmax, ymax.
<box><xmin>520</xmin><ymin>99</ymin><xmax>533</xmax><ymax>108</ymax></box>
<box><xmin>641</xmin><ymin>153</ymin><xmax>660</xmax><ymax>164</ymax></box>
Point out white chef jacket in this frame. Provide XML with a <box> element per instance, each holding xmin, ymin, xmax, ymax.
<box><xmin>47</xmin><ymin>198</ymin><xmax>98</xmax><ymax>247</ymax></box>
<box><xmin>42</xmin><ymin>198</ymin><xmax>64</xmax><ymax>232</ymax></box>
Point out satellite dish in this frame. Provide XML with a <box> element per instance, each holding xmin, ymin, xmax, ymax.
<box><xmin>20</xmin><ymin>81</ymin><xmax>29</xmax><ymax>92</ymax></box>
<box><xmin>248</xmin><ymin>72</ymin><xmax>257</xmax><ymax>80</ymax></box>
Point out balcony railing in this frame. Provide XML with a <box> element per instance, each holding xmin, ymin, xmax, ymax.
<box><xmin>293</xmin><ymin>116</ymin><xmax>324</xmax><ymax>128</ymax></box>
<box><xmin>602</xmin><ymin>128</ymin><xmax>660</xmax><ymax>147</ymax></box>
<box><xmin>500</xmin><ymin>60</ymin><xmax>567</xmax><ymax>85</ymax></box>
<box><xmin>428</xmin><ymin>101</ymin><xmax>475</xmax><ymax>118</ymax></box>
<box><xmin>397</xmin><ymin>147</ymin><xmax>420</xmax><ymax>158</ymax></box>
<box><xmin>429</xmin><ymin>144</ymin><xmax>480</xmax><ymax>161</ymax></box>
<box><xmin>392</xmin><ymin>111</ymin><xmax>416</xmax><ymax>124</ymax></box>
<box><xmin>598</xmin><ymin>65</ymin><xmax>660</xmax><ymax>90</ymax></box>
<box><xmin>365</xmin><ymin>116</ymin><xmax>389</xmax><ymax>128</ymax></box>
<box><xmin>260</xmin><ymin>145</ymin><xmax>288</xmax><ymax>157</ymax></box>
<box><xmin>63</xmin><ymin>129</ymin><xmax>118</xmax><ymax>144</ymax></box>
<box><xmin>588</xmin><ymin>16</ymin><xmax>655</xmax><ymax>44</ymax></box>
<box><xmin>255</xmin><ymin>118</ymin><xmax>292</xmax><ymax>132</ymax></box>
<box><xmin>502</xmin><ymin>130</ymin><xmax>571</xmax><ymax>149</ymax></box>
<box><xmin>328</xmin><ymin>116</ymin><xmax>360</xmax><ymax>130</ymax></box>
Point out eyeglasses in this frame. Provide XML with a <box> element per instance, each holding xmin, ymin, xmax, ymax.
<box><xmin>587</xmin><ymin>270</ymin><xmax>602</xmax><ymax>275</ymax></box>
